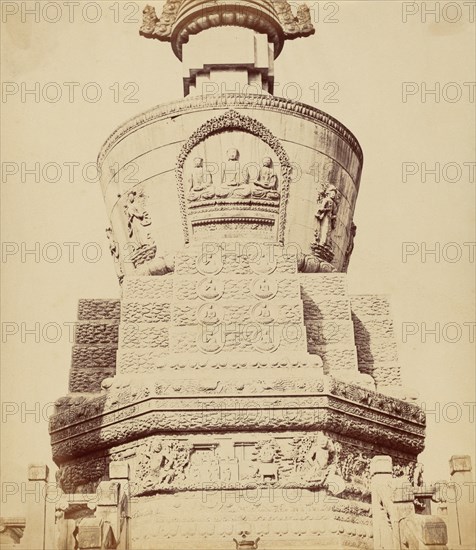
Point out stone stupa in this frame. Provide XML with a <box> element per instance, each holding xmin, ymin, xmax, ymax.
<box><xmin>49</xmin><ymin>1</ymin><xmax>425</xmax><ymax>548</ymax></box>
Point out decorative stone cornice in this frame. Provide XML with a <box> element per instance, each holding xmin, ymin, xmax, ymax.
<box><xmin>49</xmin><ymin>376</ymin><xmax>425</xmax><ymax>462</ymax></box>
<box><xmin>140</xmin><ymin>0</ymin><xmax>315</xmax><ymax>60</ymax></box>
<box><xmin>97</xmin><ymin>94</ymin><xmax>363</xmax><ymax>173</ymax></box>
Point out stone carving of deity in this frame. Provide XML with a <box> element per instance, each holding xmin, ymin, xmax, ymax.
<box><xmin>105</xmin><ymin>227</ymin><xmax>123</xmax><ymax>282</ymax></box>
<box><xmin>291</xmin><ymin>434</ymin><xmax>332</xmax><ymax>482</ymax></box>
<box><xmin>343</xmin><ymin>223</ymin><xmax>357</xmax><ymax>271</ymax></box>
<box><xmin>140</xmin><ymin>440</ymin><xmax>191</xmax><ymax>489</ymax></box>
<box><xmin>252</xmin><ymin>303</ymin><xmax>273</xmax><ymax>324</ymax></box>
<box><xmin>188</xmin><ymin>157</ymin><xmax>214</xmax><ymax>201</ymax></box>
<box><xmin>106</xmin><ymin>227</ymin><xmax>119</xmax><ymax>262</ymax></box>
<box><xmin>303</xmin><ymin>436</ymin><xmax>331</xmax><ymax>482</ymax></box>
<box><xmin>124</xmin><ymin>190</ymin><xmax>153</xmax><ymax>249</ymax></box>
<box><xmin>315</xmin><ymin>185</ymin><xmax>339</xmax><ymax>247</ymax></box>
<box><xmin>217</xmin><ymin>148</ymin><xmax>251</xmax><ymax>199</ymax></box>
<box><xmin>221</xmin><ymin>148</ymin><xmax>241</xmax><ymax>186</ymax></box>
<box><xmin>248</xmin><ymin>157</ymin><xmax>280</xmax><ymax>200</ymax></box>
<box><xmin>149</xmin><ymin>442</ymin><xmax>176</xmax><ymax>485</ymax></box>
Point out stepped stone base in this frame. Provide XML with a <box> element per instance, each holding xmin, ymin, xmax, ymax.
<box><xmin>50</xmin><ymin>244</ymin><xmax>424</xmax><ymax>549</ymax></box>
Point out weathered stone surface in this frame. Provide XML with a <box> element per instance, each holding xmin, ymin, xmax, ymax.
<box><xmin>98</xmin><ymin>98</ymin><xmax>362</xmax><ymax>275</ymax></box>
<box><xmin>174</xmin><ymin>276</ymin><xmax>301</xmax><ymax>302</ymax></box>
<box><xmin>306</xmin><ymin>320</ymin><xmax>354</xmax><ymax>348</ymax></box>
<box><xmin>315</xmin><ymin>345</ymin><xmax>359</xmax><ymax>372</ymax></box>
<box><xmin>50</xmin><ymin>375</ymin><xmax>425</xmax><ymax>463</ymax></box>
<box><xmin>352</xmin><ymin>309</ymin><xmax>401</xmax><ymax>388</ymax></box>
<box><xmin>120</xmin><ymin>323</ymin><xmax>169</xmax><ymax>349</ymax></box>
<box><xmin>121</xmin><ymin>301</ymin><xmax>171</xmax><ymax>323</ymax></box>
<box><xmin>357</xmin><ymin>341</ymin><xmax>399</xmax><ymax>364</ymax></box>
<box><xmin>174</xmin><ymin>250</ymin><xmax>297</xmax><ymax>276</ymax></box>
<box><xmin>172</xmin><ymin>302</ymin><xmax>303</xmax><ymax>326</ymax></box>
<box><xmin>360</xmin><ymin>361</ymin><xmax>402</xmax><ymax>387</ymax></box>
<box><xmin>71</xmin><ymin>345</ymin><xmax>117</xmax><ymax>369</ymax></box>
<box><xmin>116</xmin><ymin>350</ymin><xmax>322</xmax><ymax>374</ymax></box>
<box><xmin>74</xmin><ymin>321</ymin><xmax>119</xmax><ymax>345</ymax></box>
<box><xmin>302</xmin><ymin>296</ymin><xmax>351</xmax><ymax>321</ymax></box>
<box><xmin>122</xmin><ymin>276</ymin><xmax>173</xmax><ymax>301</ymax></box>
<box><xmin>300</xmin><ymin>274</ymin><xmax>348</xmax><ymax>297</ymax></box>
<box><xmin>353</xmin><ymin>317</ymin><xmax>396</xmax><ymax>343</ymax></box>
<box><xmin>46</xmin><ymin>7</ymin><xmax>430</xmax><ymax>547</ymax></box>
<box><xmin>350</xmin><ymin>295</ymin><xmax>391</xmax><ymax>318</ymax></box>
<box><xmin>69</xmin><ymin>368</ymin><xmax>115</xmax><ymax>393</ymax></box>
<box><xmin>77</xmin><ymin>299</ymin><xmax>121</xmax><ymax>321</ymax></box>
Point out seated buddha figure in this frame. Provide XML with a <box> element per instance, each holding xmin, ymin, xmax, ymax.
<box><xmin>248</xmin><ymin>157</ymin><xmax>280</xmax><ymax>200</ymax></box>
<box><xmin>188</xmin><ymin>157</ymin><xmax>214</xmax><ymax>201</ymax></box>
<box><xmin>216</xmin><ymin>148</ymin><xmax>251</xmax><ymax>199</ymax></box>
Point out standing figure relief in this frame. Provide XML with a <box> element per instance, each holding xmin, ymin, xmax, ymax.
<box><xmin>124</xmin><ymin>189</ymin><xmax>154</xmax><ymax>250</ymax></box>
<box><xmin>314</xmin><ymin>184</ymin><xmax>339</xmax><ymax>247</ymax></box>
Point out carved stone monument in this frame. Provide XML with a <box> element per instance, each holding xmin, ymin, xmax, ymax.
<box><xmin>48</xmin><ymin>1</ymin><xmax>428</xmax><ymax>548</ymax></box>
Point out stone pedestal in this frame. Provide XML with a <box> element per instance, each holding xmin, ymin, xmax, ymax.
<box><xmin>50</xmin><ymin>245</ymin><xmax>425</xmax><ymax>549</ymax></box>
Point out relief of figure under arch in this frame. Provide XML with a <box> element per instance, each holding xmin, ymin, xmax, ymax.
<box><xmin>124</xmin><ymin>190</ymin><xmax>153</xmax><ymax>249</ymax></box>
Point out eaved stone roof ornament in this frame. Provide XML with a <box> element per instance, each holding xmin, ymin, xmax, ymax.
<box><xmin>140</xmin><ymin>0</ymin><xmax>315</xmax><ymax>59</ymax></box>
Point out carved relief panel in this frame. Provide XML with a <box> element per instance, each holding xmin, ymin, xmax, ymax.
<box><xmin>176</xmin><ymin>110</ymin><xmax>292</xmax><ymax>244</ymax></box>
<box><xmin>129</xmin><ymin>433</ymin><xmax>373</xmax><ymax>497</ymax></box>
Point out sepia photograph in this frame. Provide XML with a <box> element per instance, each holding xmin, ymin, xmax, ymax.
<box><xmin>1</xmin><ymin>0</ymin><xmax>475</xmax><ymax>548</ymax></box>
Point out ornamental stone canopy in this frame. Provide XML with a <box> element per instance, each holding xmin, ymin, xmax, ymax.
<box><xmin>140</xmin><ymin>0</ymin><xmax>315</xmax><ymax>59</ymax></box>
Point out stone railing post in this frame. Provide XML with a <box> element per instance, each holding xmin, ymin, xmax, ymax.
<box><xmin>370</xmin><ymin>455</ymin><xmax>395</xmax><ymax>549</ymax></box>
<box><xmin>108</xmin><ymin>462</ymin><xmax>130</xmax><ymax>550</ymax></box>
<box><xmin>22</xmin><ymin>464</ymin><xmax>54</xmax><ymax>550</ymax></box>
<box><xmin>447</xmin><ymin>455</ymin><xmax>475</xmax><ymax>548</ymax></box>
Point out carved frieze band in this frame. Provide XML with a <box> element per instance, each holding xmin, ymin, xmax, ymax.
<box><xmin>50</xmin><ymin>384</ymin><xmax>425</xmax><ymax>462</ymax></box>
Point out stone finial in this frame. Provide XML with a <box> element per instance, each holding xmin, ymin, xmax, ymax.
<box><xmin>27</xmin><ymin>464</ymin><xmax>49</xmax><ymax>481</ymax></box>
<box><xmin>449</xmin><ymin>455</ymin><xmax>472</xmax><ymax>474</ymax></box>
<box><xmin>140</xmin><ymin>0</ymin><xmax>315</xmax><ymax>59</ymax></box>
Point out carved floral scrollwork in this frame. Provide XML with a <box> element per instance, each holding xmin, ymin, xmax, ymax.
<box><xmin>140</xmin><ymin>2</ymin><xmax>182</xmax><ymax>40</ymax></box>
<box><xmin>140</xmin><ymin>1</ymin><xmax>315</xmax><ymax>59</ymax></box>
<box><xmin>274</xmin><ymin>0</ymin><xmax>315</xmax><ymax>37</ymax></box>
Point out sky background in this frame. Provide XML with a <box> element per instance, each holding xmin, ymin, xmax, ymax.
<box><xmin>1</xmin><ymin>0</ymin><xmax>475</xmax><ymax>515</ymax></box>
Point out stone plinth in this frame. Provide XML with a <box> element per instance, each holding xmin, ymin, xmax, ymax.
<box><xmin>50</xmin><ymin>244</ymin><xmax>425</xmax><ymax>549</ymax></box>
